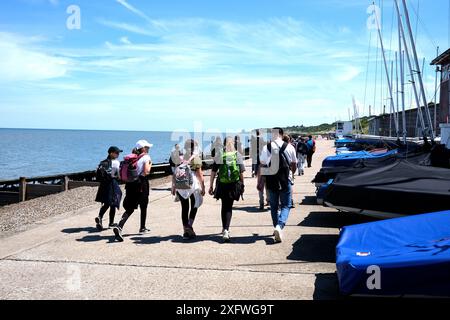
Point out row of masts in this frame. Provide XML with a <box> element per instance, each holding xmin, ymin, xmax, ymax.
<box><xmin>354</xmin><ymin>0</ymin><xmax>437</xmax><ymax>143</ymax></box>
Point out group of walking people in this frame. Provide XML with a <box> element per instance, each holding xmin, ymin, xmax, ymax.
<box><xmin>94</xmin><ymin>128</ymin><xmax>317</xmax><ymax>244</ymax></box>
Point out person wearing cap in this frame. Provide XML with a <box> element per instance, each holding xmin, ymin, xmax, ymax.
<box><xmin>95</xmin><ymin>146</ymin><xmax>123</xmax><ymax>231</ymax></box>
<box><xmin>113</xmin><ymin>140</ymin><xmax>153</xmax><ymax>241</ymax></box>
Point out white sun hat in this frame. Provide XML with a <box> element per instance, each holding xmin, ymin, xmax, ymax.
<box><xmin>136</xmin><ymin>140</ymin><xmax>154</xmax><ymax>149</ymax></box>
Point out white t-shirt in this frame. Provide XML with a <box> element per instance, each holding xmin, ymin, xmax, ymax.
<box><xmin>111</xmin><ymin>159</ymin><xmax>120</xmax><ymax>179</ymax></box>
<box><xmin>260</xmin><ymin>138</ymin><xmax>298</xmax><ymax>165</ymax></box>
<box><xmin>260</xmin><ymin>138</ymin><xmax>298</xmax><ymax>183</ymax></box>
<box><xmin>137</xmin><ymin>154</ymin><xmax>152</xmax><ymax>176</ymax></box>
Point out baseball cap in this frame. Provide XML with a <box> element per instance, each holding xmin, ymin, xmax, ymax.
<box><xmin>135</xmin><ymin>140</ymin><xmax>153</xmax><ymax>150</ymax></box>
<box><xmin>108</xmin><ymin>146</ymin><xmax>123</xmax><ymax>154</ymax></box>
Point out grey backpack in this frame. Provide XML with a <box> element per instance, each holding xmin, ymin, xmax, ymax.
<box><xmin>174</xmin><ymin>156</ymin><xmax>195</xmax><ymax>189</ymax></box>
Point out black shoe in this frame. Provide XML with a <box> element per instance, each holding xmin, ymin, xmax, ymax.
<box><xmin>139</xmin><ymin>228</ymin><xmax>151</xmax><ymax>234</ymax></box>
<box><xmin>113</xmin><ymin>226</ymin><xmax>124</xmax><ymax>242</ymax></box>
<box><xmin>95</xmin><ymin>217</ymin><xmax>103</xmax><ymax>231</ymax></box>
<box><xmin>183</xmin><ymin>226</ymin><xmax>196</xmax><ymax>240</ymax></box>
<box><xmin>108</xmin><ymin>223</ymin><xmax>118</xmax><ymax>229</ymax></box>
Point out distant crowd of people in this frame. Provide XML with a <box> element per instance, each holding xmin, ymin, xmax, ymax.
<box><xmin>94</xmin><ymin>128</ymin><xmax>317</xmax><ymax>244</ymax></box>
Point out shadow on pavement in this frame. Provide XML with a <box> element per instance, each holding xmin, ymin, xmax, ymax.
<box><xmin>130</xmin><ymin>233</ymin><xmax>274</xmax><ymax>245</ymax></box>
<box><xmin>61</xmin><ymin>227</ymin><xmax>99</xmax><ymax>234</ymax></box>
<box><xmin>233</xmin><ymin>206</ymin><xmax>269</xmax><ymax>214</ymax></box>
<box><xmin>287</xmin><ymin>234</ymin><xmax>339</xmax><ymax>263</ymax></box>
<box><xmin>300</xmin><ymin>196</ymin><xmax>320</xmax><ymax>206</ymax></box>
<box><xmin>75</xmin><ymin>234</ymin><xmax>116</xmax><ymax>243</ymax></box>
<box><xmin>299</xmin><ymin>211</ymin><xmax>378</xmax><ymax>229</ymax></box>
<box><xmin>313</xmin><ymin>273</ymin><xmax>341</xmax><ymax>300</ymax></box>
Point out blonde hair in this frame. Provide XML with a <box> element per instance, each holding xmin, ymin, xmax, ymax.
<box><xmin>224</xmin><ymin>136</ymin><xmax>236</xmax><ymax>152</ymax></box>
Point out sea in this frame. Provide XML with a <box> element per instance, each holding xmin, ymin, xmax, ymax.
<box><xmin>0</xmin><ymin>128</ymin><xmax>251</xmax><ymax>181</ymax></box>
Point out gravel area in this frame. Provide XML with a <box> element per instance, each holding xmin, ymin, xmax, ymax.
<box><xmin>0</xmin><ymin>175</ymin><xmax>173</xmax><ymax>238</ymax></box>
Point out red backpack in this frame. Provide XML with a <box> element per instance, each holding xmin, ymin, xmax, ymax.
<box><xmin>119</xmin><ymin>154</ymin><xmax>145</xmax><ymax>183</ymax></box>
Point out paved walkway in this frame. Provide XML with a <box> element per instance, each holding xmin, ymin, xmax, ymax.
<box><xmin>0</xmin><ymin>140</ymin><xmax>371</xmax><ymax>300</ymax></box>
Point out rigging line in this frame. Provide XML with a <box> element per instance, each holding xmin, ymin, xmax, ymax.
<box><xmin>409</xmin><ymin>0</ymin><xmax>438</xmax><ymax>48</ymax></box>
<box><xmin>363</xmin><ymin>29</ymin><xmax>373</xmax><ymax>116</ymax></box>
<box><xmin>380</xmin><ymin>0</ymin><xmax>384</xmax><ymax>115</ymax></box>
<box><xmin>387</xmin><ymin>0</ymin><xmax>396</xmax><ymax>64</ymax></box>
<box><xmin>414</xmin><ymin>0</ymin><xmax>420</xmax><ymax>45</ymax></box>
<box><xmin>374</xmin><ymin>24</ymin><xmax>379</xmax><ymax>116</ymax></box>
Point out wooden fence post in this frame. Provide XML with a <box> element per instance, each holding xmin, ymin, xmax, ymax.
<box><xmin>19</xmin><ymin>177</ymin><xmax>27</xmax><ymax>202</ymax></box>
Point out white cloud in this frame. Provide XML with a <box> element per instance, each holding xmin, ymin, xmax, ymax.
<box><xmin>120</xmin><ymin>36</ymin><xmax>131</xmax><ymax>45</ymax></box>
<box><xmin>97</xmin><ymin>19</ymin><xmax>156</xmax><ymax>36</ymax></box>
<box><xmin>116</xmin><ymin>0</ymin><xmax>152</xmax><ymax>23</ymax></box>
<box><xmin>334</xmin><ymin>66</ymin><xmax>362</xmax><ymax>82</ymax></box>
<box><xmin>0</xmin><ymin>32</ymin><xmax>69</xmax><ymax>82</ymax></box>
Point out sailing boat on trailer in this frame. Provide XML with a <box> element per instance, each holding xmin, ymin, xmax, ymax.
<box><xmin>321</xmin><ymin>0</ymin><xmax>450</xmax><ymax>218</ymax></box>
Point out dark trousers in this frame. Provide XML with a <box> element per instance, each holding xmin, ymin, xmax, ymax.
<box><xmin>178</xmin><ymin>192</ymin><xmax>198</xmax><ymax>227</ymax></box>
<box><xmin>221</xmin><ymin>197</ymin><xmax>234</xmax><ymax>231</ymax></box>
<box><xmin>119</xmin><ymin>179</ymin><xmax>149</xmax><ymax>230</ymax></box>
<box><xmin>307</xmin><ymin>153</ymin><xmax>314</xmax><ymax>168</ymax></box>
<box><xmin>118</xmin><ymin>201</ymin><xmax>148</xmax><ymax>230</ymax></box>
<box><xmin>99</xmin><ymin>204</ymin><xmax>116</xmax><ymax>225</ymax></box>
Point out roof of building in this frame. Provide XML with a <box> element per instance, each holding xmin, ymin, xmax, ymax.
<box><xmin>431</xmin><ymin>48</ymin><xmax>450</xmax><ymax>65</ymax></box>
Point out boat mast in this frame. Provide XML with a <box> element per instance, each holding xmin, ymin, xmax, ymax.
<box><xmin>395</xmin><ymin>52</ymin><xmax>400</xmax><ymax>137</ymax></box>
<box><xmin>434</xmin><ymin>46</ymin><xmax>440</xmax><ymax>134</ymax></box>
<box><xmin>399</xmin><ymin>18</ymin><xmax>407</xmax><ymax>143</ymax></box>
<box><xmin>401</xmin><ymin>0</ymin><xmax>435</xmax><ymax>140</ymax></box>
<box><xmin>373</xmin><ymin>2</ymin><xmax>399</xmax><ymax>138</ymax></box>
<box><xmin>390</xmin><ymin>60</ymin><xmax>396</xmax><ymax>137</ymax></box>
<box><xmin>352</xmin><ymin>96</ymin><xmax>360</xmax><ymax>135</ymax></box>
<box><xmin>394</xmin><ymin>0</ymin><xmax>427</xmax><ymax>138</ymax></box>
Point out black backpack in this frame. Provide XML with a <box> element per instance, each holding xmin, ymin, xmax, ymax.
<box><xmin>96</xmin><ymin>158</ymin><xmax>112</xmax><ymax>183</ymax></box>
<box><xmin>297</xmin><ymin>141</ymin><xmax>308</xmax><ymax>155</ymax></box>
<box><xmin>265</xmin><ymin>142</ymin><xmax>290</xmax><ymax>191</ymax></box>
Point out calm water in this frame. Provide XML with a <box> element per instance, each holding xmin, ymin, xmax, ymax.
<box><xmin>0</xmin><ymin>129</ymin><xmax>250</xmax><ymax>181</ymax></box>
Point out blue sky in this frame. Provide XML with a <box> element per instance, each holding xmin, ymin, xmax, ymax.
<box><xmin>0</xmin><ymin>0</ymin><xmax>448</xmax><ymax>131</ymax></box>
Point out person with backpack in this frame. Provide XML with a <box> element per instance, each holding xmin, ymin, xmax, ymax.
<box><xmin>208</xmin><ymin>136</ymin><xmax>245</xmax><ymax>242</ymax></box>
<box><xmin>95</xmin><ymin>146</ymin><xmax>123</xmax><ymax>231</ymax></box>
<box><xmin>283</xmin><ymin>134</ymin><xmax>296</xmax><ymax>209</ymax></box>
<box><xmin>171</xmin><ymin>139</ymin><xmax>205</xmax><ymax>240</ymax></box>
<box><xmin>306</xmin><ymin>135</ymin><xmax>316</xmax><ymax>168</ymax></box>
<box><xmin>113</xmin><ymin>140</ymin><xmax>153</xmax><ymax>242</ymax></box>
<box><xmin>296</xmin><ymin>137</ymin><xmax>308</xmax><ymax>176</ymax></box>
<box><xmin>260</xmin><ymin>128</ymin><xmax>298</xmax><ymax>243</ymax></box>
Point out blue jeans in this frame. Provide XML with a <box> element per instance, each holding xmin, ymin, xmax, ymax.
<box><xmin>268</xmin><ymin>183</ymin><xmax>292</xmax><ymax>229</ymax></box>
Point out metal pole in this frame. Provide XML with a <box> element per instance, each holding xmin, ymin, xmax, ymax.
<box><xmin>374</xmin><ymin>5</ymin><xmax>399</xmax><ymax>137</ymax></box>
<box><xmin>389</xmin><ymin>60</ymin><xmax>393</xmax><ymax>137</ymax></box>
<box><xmin>399</xmin><ymin>19</ymin><xmax>407</xmax><ymax>143</ymax></box>
<box><xmin>395</xmin><ymin>52</ymin><xmax>400</xmax><ymax>135</ymax></box>
<box><xmin>434</xmin><ymin>46</ymin><xmax>440</xmax><ymax>134</ymax></box>
<box><xmin>401</xmin><ymin>50</ymin><xmax>407</xmax><ymax>141</ymax></box>
<box><xmin>394</xmin><ymin>0</ymin><xmax>426</xmax><ymax>137</ymax></box>
<box><xmin>401</xmin><ymin>0</ymin><xmax>435</xmax><ymax>139</ymax></box>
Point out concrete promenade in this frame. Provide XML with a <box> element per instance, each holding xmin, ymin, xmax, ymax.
<box><xmin>0</xmin><ymin>140</ymin><xmax>372</xmax><ymax>300</ymax></box>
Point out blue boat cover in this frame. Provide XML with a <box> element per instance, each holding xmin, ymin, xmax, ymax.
<box><xmin>322</xmin><ymin>150</ymin><xmax>397</xmax><ymax>168</ymax></box>
<box><xmin>336</xmin><ymin>211</ymin><xmax>450</xmax><ymax>296</ymax></box>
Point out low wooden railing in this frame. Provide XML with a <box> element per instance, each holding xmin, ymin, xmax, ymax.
<box><xmin>0</xmin><ymin>160</ymin><xmax>214</xmax><ymax>206</ymax></box>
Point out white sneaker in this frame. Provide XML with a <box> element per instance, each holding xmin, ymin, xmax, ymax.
<box><xmin>274</xmin><ymin>225</ymin><xmax>283</xmax><ymax>243</ymax></box>
<box><xmin>222</xmin><ymin>229</ymin><xmax>231</xmax><ymax>242</ymax></box>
